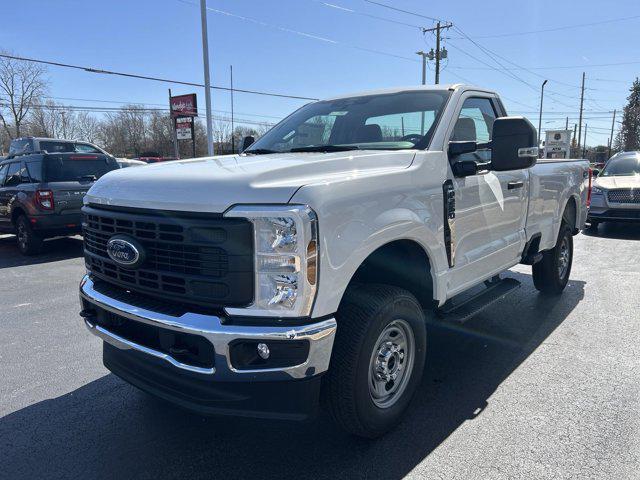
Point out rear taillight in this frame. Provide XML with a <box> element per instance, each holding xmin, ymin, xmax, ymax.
<box><xmin>587</xmin><ymin>168</ymin><xmax>593</xmax><ymax>207</ymax></box>
<box><xmin>36</xmin><ymin>190</ymin><xmax>54</xmax><ymax>210</ymax></box>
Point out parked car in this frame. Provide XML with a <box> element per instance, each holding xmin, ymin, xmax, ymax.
<box><xmin>78</xmin><ymin>85</ymin><xmax>589</xmax><ymax>438</ymax></box>
<box><xmin>588</xmin><ymin>151</ymin><xmax>640</xmax><ymax>228</ymax></box>
<box><xmin>116</xmin><ymin>158</ymin><xmax>147</xmax><ymax>168</ymax></box>
<box><xmin>9</xmin><ymin>137</ymin><xmax>109</xmax><ymax>156</ymax></box>
<box><xmin>0</xmin><ymin>152</ymin><xmax>119</xmax><ymax>254</ymax></box>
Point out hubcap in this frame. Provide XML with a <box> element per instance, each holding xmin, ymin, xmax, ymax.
<box><xmin>368</xmin><ymin>319</ymin><xmax>415</xmax><ymax>409</ymax></box>
<box><xmin>557</xmin><ymin>236</ymin><xmax>570</xmax><ymax>279</ymax></box>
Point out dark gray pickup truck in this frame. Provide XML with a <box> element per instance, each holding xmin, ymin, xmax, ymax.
<box><xmin>0</xmin><ymin>152</ymin><xmax>119</xmax><ymax>254</ymax></box>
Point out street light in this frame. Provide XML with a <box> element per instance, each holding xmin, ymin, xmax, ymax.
<box><xmin>538</xmin><ymin>79</ymin><xmax>548</xmax><ymax>155</ymax></box>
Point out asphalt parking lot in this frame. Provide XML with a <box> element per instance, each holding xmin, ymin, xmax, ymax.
<box><xmin>1</xmin><ymin>225</ymin><xmax>640</xmax><ymax>480</ymax></box>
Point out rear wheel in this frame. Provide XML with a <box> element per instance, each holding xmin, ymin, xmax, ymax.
<box><xmin>16</xmin><ymin>215</ymin><xmax>43</xmax><ymax>255</ymax></box>
<box><xmin>532</xmin><ymin>223</ymin><xmax>573</xmax><ymax>294</ymax></box>
<box><xmin>323</xmin><ymin>285</ymin><xmax>427</xmax><ymax>438</ymax></box>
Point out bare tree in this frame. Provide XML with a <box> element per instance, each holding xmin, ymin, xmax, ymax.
<box><xmin>0</xmin><ymin>52</ymin><xmax>48</xmax><ymax>138</ymax></box>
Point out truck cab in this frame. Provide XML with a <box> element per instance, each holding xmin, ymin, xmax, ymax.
<box><xmin>78</xmin><ymin>85</ymin><xmax>589</xmax><ymax>437</ymax></box>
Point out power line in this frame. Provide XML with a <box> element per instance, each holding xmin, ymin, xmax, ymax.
<box><xmin>310</xmin><ymin>0</ymin><xmax>424</xmax><ymax>29</ymax></box>
<box><xmin>451</xmin><ymin>14</ymin><xmax>640</xmax><ymax>39</ymax></box>
<box><xmin>363</xmin><ymin>0</ymin><xmax>443</xmax><ymax>22</ymax></box>
<box><xmin>178</xmin><ymin>0</ymin><xmax>419</xmax><ymax>63</ymax></box>
<box><xmin>0</xmin><ymin>53</ymin><xmax>318</xmax><ymax>101</ymax></box>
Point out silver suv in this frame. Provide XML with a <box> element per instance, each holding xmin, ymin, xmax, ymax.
<box><xmin>588</xmin><ymin>151</ymin><xmax>640</xmax><ymax>227</ymax></box>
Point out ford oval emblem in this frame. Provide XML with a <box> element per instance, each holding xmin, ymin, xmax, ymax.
<box><xmin>106</xmin><ymin>235</ymin><xmax>145</xmax><ymax>268</ymax></box>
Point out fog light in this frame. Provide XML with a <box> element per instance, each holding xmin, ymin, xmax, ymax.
<box><xmin>257</xmin><ymin>343</ymin><xmax>270</xmax><ymax>360</ymax></box>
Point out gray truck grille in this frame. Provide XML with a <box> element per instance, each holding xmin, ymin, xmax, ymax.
<box><xmin>82</xmin><ymin>205</ymin><xmax>254</xmax><ymax>309</ymax></box>
<box><xmin>607</xmin><ymin>189</ymin><xmax>640</xmax><ymax>204</ymax></box>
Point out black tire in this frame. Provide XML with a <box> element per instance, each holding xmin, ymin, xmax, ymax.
<box><xmin>16</xmin><ymin>215</ymin><xmax>43</xmax><ymax>255</ymax></box>
<box><xmin>532</xmin><ymin>223</ymin><xmax>573</xmax><ymax>294</ymax></box>
<box><xmin>322</xmin><ymin>284</ymin><xmax>427</xmax><ymax>438</ymax></box>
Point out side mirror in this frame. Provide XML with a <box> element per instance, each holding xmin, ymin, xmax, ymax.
<box><xmin>241</xmin><ymin>136</ymin><xmax>255</xmax><ymax>152</ymax></box>
<box><xmin>448</xmin><ymin>141</ymin><xmax>477</xmax><ymax>157</ymax></box>
<box><xmin>452</xmin><ymin>160</ymin><xmax>480</xmax><ymax>177</ymax></box>
<box><xmin>491</xmin><ymin>116</ymin><xmax>538</xmax><ymax>171</ymax></box>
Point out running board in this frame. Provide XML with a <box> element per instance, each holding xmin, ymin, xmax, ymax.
<box><xmin>436</xmin><ymin>277</ymin><xmax>521</xmax><ymax>324</ymax></box>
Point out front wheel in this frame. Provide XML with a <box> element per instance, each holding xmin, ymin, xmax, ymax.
<box><xmin>323</xmin><ymin>285</ymin><xmax>427</xmax><ymax>438</ymax></box>
<box><xmin>532</xmin><ymin>223</ymin><xmax>573</xmax><ymax>294</ymax></box>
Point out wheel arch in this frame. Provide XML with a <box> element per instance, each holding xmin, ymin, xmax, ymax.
<box><xmin>338</xmin><ymin>238</ymin><xmax>437</xmax><ymax>311</ymax></box>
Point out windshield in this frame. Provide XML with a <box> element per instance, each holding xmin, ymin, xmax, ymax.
<box><xmin>601</xmin><ymin>155</ymin><xmax>640</xmax><ymax>177</ymax></box>
<box><xmin>246</xmin><ymin>90</ymin><xmax>450</xmax><ymax>154</ymax></box>
<box><xmin>40</xmin><ymin>141</ymin><xmax>103</xmax><ymax>154</ymax></box>
<box><xmin>43</xmin><ymin>155</ymin><xmax>119</xmax><ymax>182</ymax></box>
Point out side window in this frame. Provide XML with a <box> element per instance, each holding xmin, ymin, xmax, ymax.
<box><xmin>26</xmin><ymin>160</ymin><xmax>43</xmax><ymax>183</ymax></box>
<box><xmin>450</xmin><ymin>97</ymin><xmax>498</xmax><ymax>163</ymax></box>
<box><xmin>451</xmin><ymin>97</ymin><xmax>497</xmax><ymax>143</ymax></box>
<box><xmin>74</xmin><ymin>143</ymin><xmax>102</xmax><ymax>153</ymax></box>
<box><xmin>3</xmin><ymin>162</ymin><xmax>22</xmax><ymax>187</ymax></box>
<box><xmin>0</xmin><ymin>164</ymin><xmax>8</xmax><ymax>186</ymax></box>
<box><xmin>19</xmin><ymin>162</ymin><xmax>31</xmax><ymax>183</ymax></box>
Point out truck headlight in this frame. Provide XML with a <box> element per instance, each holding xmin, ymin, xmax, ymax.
<box><xmin>224</xmin><ymin>205</ymin><xmax>318</xmax><ymax>318</ymax></box>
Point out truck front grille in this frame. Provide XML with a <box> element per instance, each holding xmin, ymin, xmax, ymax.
<box><xmin>82</xmin><ymin>205</ymin><xmax>254</xmax><ymax>309</ymax></box>
<box><xmin>607</xmin><ymin>189</ymin><xmax>640</xmax><ymax>204</ymax></box>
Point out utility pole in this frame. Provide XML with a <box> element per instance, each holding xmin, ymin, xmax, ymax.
<box><xmin>608</xmin><ymin>109</ymin><xmax>616</xmax><ymax>158</ymax></box>
<box><xmin>422</xmin><ymin>22</ymin><xmax>452</xmax><ymax>84</ymax></box>
<box><xmin>565</xmin><ymin>117</ymin><xmax>569</xmax><ymax>130</ymax></box>
<box><xmin>577</xmin><ymin>72</ymin><xmax>585</xmax><ymax>150</ymax></box>
<box><xmin>538</xmin><ymin>79</ymin><xmax>548</xmax><ymax>150</ymax></box>
<box><xmin>200</xmin><ymin>0</ymin><xmax>214</xmax><ymax>156</ymax></box>
<box><xmin>230</xmin><ymin>65</ymin><xmax>235</xmax><ymax>154</ymax></box>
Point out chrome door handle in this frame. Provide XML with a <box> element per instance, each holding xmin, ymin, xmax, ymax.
<box><xmin>507</xmin><ymin>181</ymin><xmax>524</xmax><ymax>190</ymax></box>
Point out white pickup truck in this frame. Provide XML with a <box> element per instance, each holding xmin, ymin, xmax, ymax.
<box><xmin>79</xmin><ymin>84</ymin><xmax>589</xmax><ymax>438</ymax></box>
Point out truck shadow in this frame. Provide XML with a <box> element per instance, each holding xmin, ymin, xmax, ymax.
<box><xmin>0</xmin><ymin>235</ymin><xmax>83</xmax><ymax>269</ymax></box>
<box><xmin>581</xmin><ymin>222</ymin><xmax>640</xmax><ymax>240</ymax></box>
<box><xmin>1</xmin><ymin>271</ymin><xmax>584</xmax><ymax>480</ymax></box>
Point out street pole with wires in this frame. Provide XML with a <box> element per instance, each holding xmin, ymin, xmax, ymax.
<box><xmin>538</xmin><ymin>79</ymin><xmax>548</xmax><ymax>153</ymax></box>
<box><xmin>200</xmin><ymin>0</ymin><xmax>214</xmax><ymax>156</ymax></box>
<box><xmin>577</xmin><ymin>72</ymin><xmax>585</xmax><ymax>150</ymax></box>
<box><xmin>608</xmin><ymin>109</ymin><xmax>616</xmax><ymax>158</ymax></box>
<box><xmin>422</xmin><ymin>22</ymin><xmax>452</xmax><ymax>84</ymax></box>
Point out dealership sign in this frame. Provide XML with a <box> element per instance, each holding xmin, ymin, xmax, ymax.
<box><xmin>170</xmin><ymin>94</ymin><xmax>197</xmax><ymax>118</ymax></box>
<box><xmin>176</xmin><ymin>116</ymin><xmax>193</xmax><ymax>140</ymax></box>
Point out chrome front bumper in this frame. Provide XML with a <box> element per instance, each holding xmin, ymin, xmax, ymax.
<box><xmin>79</xmin><ymin>275</ymin><xmax>336</xmax><ymax>381</ymax></box>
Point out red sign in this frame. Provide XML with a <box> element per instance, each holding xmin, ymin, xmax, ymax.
<box><xmin>170</xmin><ymin>94</ymin><xmax>197</xmax><ymax>118</ymax></box>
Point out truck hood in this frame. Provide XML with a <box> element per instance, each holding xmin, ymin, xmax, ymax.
<box><xmin>594</xmin><ymin>175</ymin><xmax>640</xmax><ymax>190</ymax></box>
<box><xmin>85</xmin><ymin>150</ymin><xmax>415</xmax><ymax>213</ymax></box>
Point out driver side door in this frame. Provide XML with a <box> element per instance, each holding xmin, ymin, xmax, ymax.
<box><xmin>446</xmin><ymin>94</ymin><xmax>528</xmax><ymax>294</ymax></box>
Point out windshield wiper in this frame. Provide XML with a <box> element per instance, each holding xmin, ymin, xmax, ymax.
<box><xmin>244</xmin><ymin>148</ymin><xmax>279</xmax><ymax>155</ymax></box>
<box><xmin>289</xmin><ymin>145</ymin><xmax>360</xmax><ymax>153</ymax></box>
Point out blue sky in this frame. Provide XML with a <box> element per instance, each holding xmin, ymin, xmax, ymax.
<box><xmin>2</xmin><ymin>0</ymin><xmax>639</xmax><ymax>146</ymax></box>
